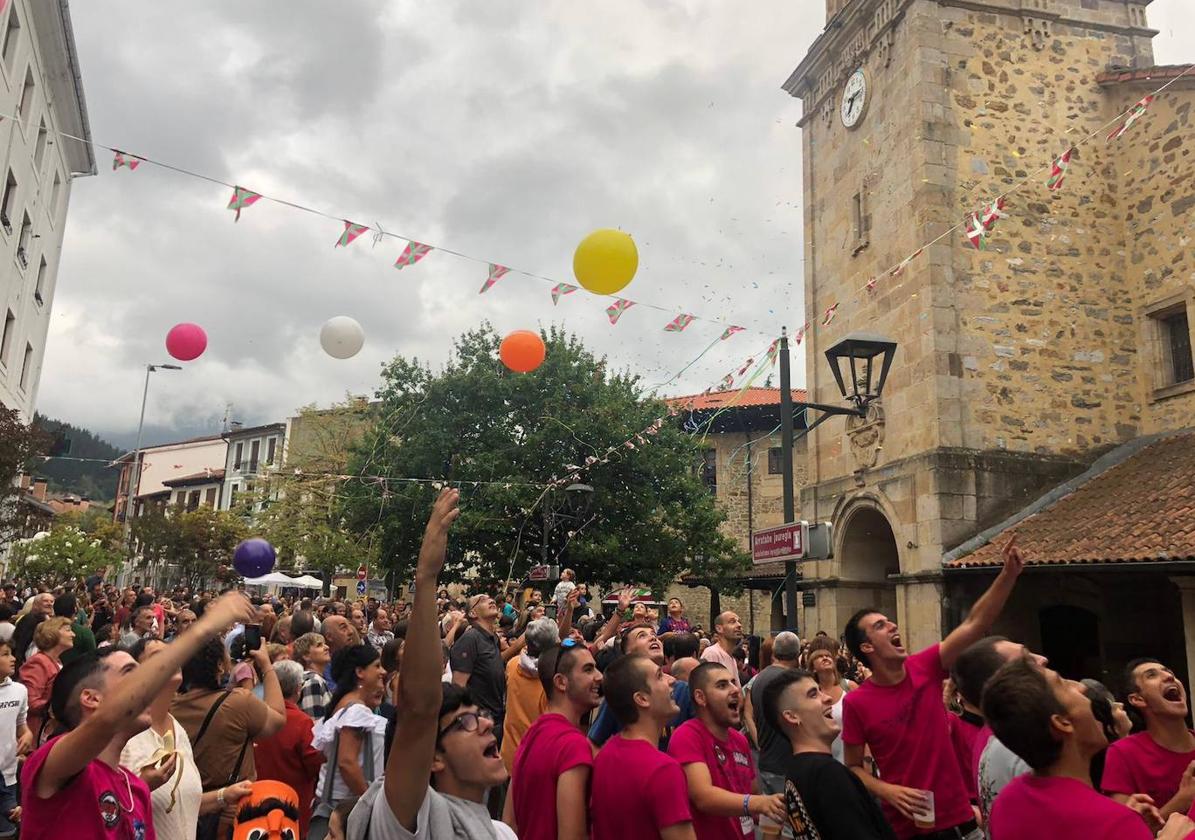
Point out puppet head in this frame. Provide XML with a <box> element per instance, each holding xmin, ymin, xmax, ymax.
<box><xmin>232</xmin><ymin>780</ymin><xmax>300</xmax><ymax>840</ymax></box>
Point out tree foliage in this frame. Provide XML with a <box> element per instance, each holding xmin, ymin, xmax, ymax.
<box><xmin>31</xmin><ymin>414</ymin><xmax>122</xmax><ymax>502</ymax></box>
<box><xmin>7</xmin><ymin>524</ymin><xmax>120</xmax><ymax>589</ymax></box>
<box><xmin>340</xmin><ymin>325</ymin><xmax>747</xmax><ymax>593</ymax></box>
<box><xmin>0</xmin><ymin>406</ymin><xmax>51</xmax><ymax>548</ymax></box>
<box><xmin>132</xmin><ymin>506</ymin><xmax>248</xmax><ymax>588</ymax></box>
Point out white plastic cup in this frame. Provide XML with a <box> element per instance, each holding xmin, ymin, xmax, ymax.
<box><xmin>913</xmin><ymin>790</ymin><xmax>936</xmax><ymax>829</ymax></box>
<box><xmin>759</xmin><ymin>814</ymin><xmax>784</xmax><ymax>837</ymax></box>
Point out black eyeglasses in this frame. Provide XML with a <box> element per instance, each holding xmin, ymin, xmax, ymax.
<box><xmin>438</xmin><ymin>709</ymin><xmax>492</xmax><ymax>740</ymax></box>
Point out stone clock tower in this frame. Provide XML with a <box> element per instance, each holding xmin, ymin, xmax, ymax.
<box><xmin>782</xmin><ymin>0</ymin><xmax>1188</xmax><ymax>648</ymax></box>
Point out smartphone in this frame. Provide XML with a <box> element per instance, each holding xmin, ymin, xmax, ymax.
<box><xmin>244</xmin><ymin>624</ymin><xmax>262</xmax><ymax>651</ymax></box>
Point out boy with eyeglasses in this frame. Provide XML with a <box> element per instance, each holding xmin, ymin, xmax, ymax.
<box><xmin>506</xmin><ymin>638</ymin><xmax>603</xmax><ymax>840</ymax></box>
<box><xmin>353</xmin><ymin>489</ymin><xmax>516</xmax><ymax>839</ymax></box>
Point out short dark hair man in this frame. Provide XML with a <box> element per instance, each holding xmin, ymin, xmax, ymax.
<box><xmin>668</xmin><ymin>662</ymin><xmax>784</xmax><ymax>837</ymax></box>
<box><xmin>700</xmin><ymin>612</ymin><xmax>744</xmax><ymax>688</ymax></box>
<box><xmin>590</xmin><ymin>654</ymin><xmax>694</xmax><ymax>840</ymax></box>
<box><xmin>744</xmin><ymin>630</ymin><xmax>802</xmax><ymax>795</ymax></box>
<box><xmin>840</xmin><ymin>537</ymin><xmax>1025</xmax><ymax>838</ymax></box>
<box><xmin>983</xmin><ymin>659</ymin><xmax>1194</xmax><ymax>840</ymax></box>
<box><xmin>450</xmin><ymin>593</ymin><xmax>507</xmax><ymax>740</ymax></box>
<box><xmin>762</xmin><ymin>668</ymin><xmax>896</xmax><ymax>839</ymax></box>
<box><xmin>506</xmin><ymin>641</ymin><xmax>603</xmax><ymax>840</ymax></box>
<box><xmin>1103</xmin><ymin>658</ymin><xmax>1195</xmax><ymax>820</ymax></box>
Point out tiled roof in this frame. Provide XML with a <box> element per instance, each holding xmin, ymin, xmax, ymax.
<box><xmin>946</xmin><ymin>430</ymin><xmax>1195</xmax><ymax>568</ymax></box>
<box><xmin>112</xmin><ymin>433</ymin><xmax>227</xmax><ymax>464</ymax></box>
<box><xmin>162</xmin><ymin>469</ymin><xmax>225</xmax><ymax>487</ymax></box>
<box><xmin>1097</xmin><ymin>65</ymin><xmax>1194</xmax><ymax>86</ymax></box>
<box><xmin>666</xmin><ymin>388</ymin><xmax>809</xmax><ymax>411</ymax></box>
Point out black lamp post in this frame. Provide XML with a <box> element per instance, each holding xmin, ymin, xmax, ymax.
<box><xmin>777</xmin><ymin>328</ymin><xmax>897</xmax><ymax>630</ymax></box>
<box><xmin>541</xmin><ymin>482</ymin><xmax>595</xmax><ymax>567</ymax></box>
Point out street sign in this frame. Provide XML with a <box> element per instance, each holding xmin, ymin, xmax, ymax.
<box><xmin>751</xmin><ymin>522</ymin><xmax>809</xmax><ymax>565</ymax></box>
<box><xmin>356</xmin><ymin>580</ymin><xmax>367</xmax><ymax>595</ymax></box>
<box><xmin>527</xmin><ymin>564</ymin><xmax>550</xmax><ymax>582</ymax></box>
<box><xmin>357</xmin><ymin>565</ymin><xmax>367</xmax><ymax>581</ymax></box>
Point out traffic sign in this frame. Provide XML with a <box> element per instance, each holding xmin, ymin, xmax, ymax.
<box><xmin>357</xmin><ymin>565</ymin><xmax>367</xmax><ymax>581</ymax></box>
<box><xmin>356</xmin><ymin>580</ymin><xmax>367</xmax><ymax>595</ymax></box>
<box><xmin>751</xmin><ymin>522</ymin><xmax>809</xmax><ymax>565</ymax></box>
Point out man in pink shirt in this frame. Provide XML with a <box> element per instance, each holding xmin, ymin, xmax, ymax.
<box><xmin>508</xmin><ymin>639</ymin><xmax>603</xmax><ymax>840</ymax></box>
<box><xmin>841</xmin><ymin>537</ymin><xmax>1027</xmax><ymax>839</ymax></box>
<box><xmin>1103</xmin><ymin>658</ymin><xmax>1195</xmax><ymax>819</ymax></box>
<box><xmin>983</xmin><ymin>658</ymin><xmax>1195</xmax><ymax>840</ymax></box>
<box><xmin>668</xmin><ymin>662</ymin><xmax>785</xmax><ymax>838</ymax></box>
<box><xmin>591</xmin><ymin>653</ymin><xmax>695</xmax><ymax>840</ymax></box>
<box><xmin>700</xmin><ymin>612</ymin><xmax>743</xmax><ymax>688</ymax></box>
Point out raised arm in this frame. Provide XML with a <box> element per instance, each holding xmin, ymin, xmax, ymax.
<box><xmin>557</xmin><ymin>586</ymin><xmax>579</xmax><ymax>637</ymax></box>
<box><xmin>939</xmin><ymin>536</ymin><xmax>1024</xmax><ymax>671</ymax></box>
<box><xmin>382</xmin><ymin>488</ymin><xmax>461</xmax><ymax>832</ymax></box>
<box><xmin>35</xmin><ymin>590</ymin><xmax>255</xmax><ymax>799</ymax></box>
<box><xmin>592</xmin><ymin>587</ymin><xmax>634</xmax><ymax>650</ymax></box>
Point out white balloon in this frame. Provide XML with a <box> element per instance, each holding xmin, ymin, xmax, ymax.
<box><xmin>320</xmin><ymin>316</ymin><xmax>365</xmax><ymax>359</ymax></box>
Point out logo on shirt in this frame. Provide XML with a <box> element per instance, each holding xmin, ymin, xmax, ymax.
<box><xmin>733</xmin><ymin>751</ymin><xmax>750</xmax><ymax>767</ymax></box>
<box><xmin>713</xmin><ymin>744</ymin><xmax>727</xmax><ymax>765</ymax></box>
<box><xmin>98</xmin><ymin>791</ymin><xmax>120</xmax><ymax>828</ymax></box>
<box><xmin>133</xmin><ymin>818</ymin><xmax>147</xmax><ymax>840</ymax></box>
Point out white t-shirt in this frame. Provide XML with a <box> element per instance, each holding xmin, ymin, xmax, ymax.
<box><xmin>978</xmin><ymin>732</ymin><xmax>1030</xmax><ymax>836</ymax></box>
<box><xmin>366</xmin><ymin>786</ymin><xmax>517</xmax><ymax>840</ymax></box>
<box><xmin>700</xmin><ymin>642</ymin><xmax>741</xmax><ymax>687</ymax></box>
<box><xmin>314</xmin><ymin>703</ymin><xmax>388</xmax><ymax>811</ymax></box>
<box><xmin>0</xmin><ymin>677</ymin><xmax>28</xmax><ymax>785</ymax></box>
<box><xmin>121</xmin><ymin>716</ymin><xmax>203</xmax><ymax>840</ymax></box>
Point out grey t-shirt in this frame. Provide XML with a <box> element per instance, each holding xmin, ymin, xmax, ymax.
<box><xmin>751</xmin><ymin>664</ymin><xmax>797</xmax><ymax>774</ymax></box>
<box><xmin>448</xmin><ymin>625</ymin><xmax>506</xmax><ymax>718</ymax></box>
<box><xmin>978</xmin><ymin>733</ymin><xmax>1029</xmax><ymax>837</ymax></box>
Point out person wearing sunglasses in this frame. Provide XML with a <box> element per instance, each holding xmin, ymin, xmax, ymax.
<box><xmin>506</xmin><ymin>637</ymin><xmax>603</xmax><ymax>840</ymax></box>
<box><xmin>350</xmin><ymin>489</ymin><xmax>515</xmax><ymax>839</ymax></box>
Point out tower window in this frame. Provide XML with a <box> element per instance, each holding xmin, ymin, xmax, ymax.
<box><xmin>1161</xmin><ymin>309</ymin><xmax>1194</xmax><ymax>386</ymax></box>
<box><xmin>18</xmin><ymin>66</ymin><xmax>34</xmax><ymax>121</ymax></box>
<box><xmin>768</xmin><ymin>447</ymin><xmax>784</xmax><ymax>474</ymax></box>
<box><xmin>17</xmin><ymin>211</ymin><xmax>32</xmax><ymax>267</ymax></box>
<box><xmin>1</xmin><ymin>10</ymin><xmax>19</xmax><ymax>72</ymax></box>
<box><xmin>0</xmin><ymin>309</ymin><xmax>14</xmax><ymax>366</ymax></box>
<box><xmin>33</xmin><ymin>118</ymin><xmax>47</xmax><ymax>172</ymax></box>
<box><xmin>34</xmin><ymin>256</ymin><xmax>46</xmax><ymax>304</ymax></box>
<box><xmin>19</xmin><ymin>341</ymin><xmax>33</xmax><ymax>391</ymax></box>
<box><xmin>700</xmin><ymin>449</ymin><xmax>717</xmax><ymax>494</ymax></box>
<box><xmin>852</xmin><ymin>189</ymin><xmax>871</xmax><ymax>254</ymax></box>
<box><xmin>1</xmin><ymin>170</ymin><xmax>17</xmax><ymax>232</ymax></box>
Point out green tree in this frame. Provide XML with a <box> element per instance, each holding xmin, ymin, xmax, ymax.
<box><xmin>7</xmin><ymin>523</ymin><xmax>121</xmax><ymax>588</ymax></box>
<box><xmin>340</xmin><ymin>324</ymin><xmax>746</xmax><ymax>593</ymax></box>
<box><xmin>0</xmin><ymin>406</ymin><xmax>50</xmax><ymax>548</ymax></box>
<box><xmin>131</xmin><ymin>506</ymin><xmax>248</xmax><ymax>588</ymax></box>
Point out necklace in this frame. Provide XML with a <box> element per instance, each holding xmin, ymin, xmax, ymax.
<box><xmin>113</xmin><ymin>766</ymin><xmax>136</xmax><ymax>813</ymax></box>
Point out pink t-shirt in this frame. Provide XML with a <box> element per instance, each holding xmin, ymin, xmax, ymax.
<box><xmin>667</xmin><ymin>718</ymin><xmax>756</xmax><ymax>840</ymax></box>
<box><xmin>591</xmin><ymin>734</ymin><xmax>692</xmax><ymax>840</ymax></box>
<box><xmin>841</xmin><ymin>644</ymin><xmax>972</xmax><ymax>838</ymax></box>
<box><xmin>1101</xmin><ymin>730</ymin><xmax>1195</xmax><ymax>806</ymax></box>
<box><xmin>947</xmin><ymin>713</ymin><xmax>984</xmax><ymax>800</ymax></box>
<box><xmin>700</xmin><ymin>644</ymin><xmax>741</xmax><ymax>688</ymax></box>
<box><xmin>21</xmin><ymin>735</ymin><xmax>156</xmax><ymax>840</ymax></box>
<box><xmin>511</xmin><ymin>713</ymin><xmax>594</xmax><ymax>840</ymax></box>
<box><xmin>989</xmin><ymin>774</ymin><xmax>1152</xmax><ymax>839</ymax></box>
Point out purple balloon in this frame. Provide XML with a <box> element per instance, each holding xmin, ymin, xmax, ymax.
<box><xmin>233</xmin><ymin>538</ymin><xmax>276</xmax><ymax>578</ymax></box>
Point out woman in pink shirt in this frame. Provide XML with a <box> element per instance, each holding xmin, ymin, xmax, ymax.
<box><xmin>19</xmin><ymin>617</ymin><xmax>74</xmax><ymax>744</ymax></box>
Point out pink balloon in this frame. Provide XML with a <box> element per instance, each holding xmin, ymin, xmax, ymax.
<box><xmin>165</xmin><ymin>323</ymin><xmax>207</xmax><ymax>361</ymax></box>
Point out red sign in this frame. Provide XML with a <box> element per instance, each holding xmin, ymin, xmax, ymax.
<box><xmin>357</xmin><ymin>565</ymin><xmax>368</xmax><ymax>581</ymax></box>
<box><xmin>527</xmin><ymin>564</ymin><xmax>550</xmax><ymax>582</ymax></box>
<box><xmin>751</xmin><ymin>522</ymin><xmax>808</xmax><ymax>565</ymax></box>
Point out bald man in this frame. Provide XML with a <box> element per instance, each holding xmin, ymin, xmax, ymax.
<box><xmin>700</xmin><ymin>611</ymin><xmax>744</xmax><ymax>687</ymax></box>
<box><xmin>671</xmin><ymin>657</ymin><xmax>701</xmax><ymax>683</ymax></box>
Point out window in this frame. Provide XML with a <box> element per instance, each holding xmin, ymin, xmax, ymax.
<box><xmin>852</xmin><ymin>190</ymin><xmax>870</xmax><ymax>253</ymax></box>
<box><xmin>0</xmin><ymin>309</ymin><xmax>13</xmax><ymax>366</ymax></box>
<box><xmin>700</xmin><ymin>449</ymin><xmax>717</xmax><ymax>495</ymax></box>
<box><xmin>234</xmin><ymin>442</ymin><xmax>243</xmax><ymax>470</ymax></box>
<box><xmin>1161</xmin><ymin>309</ymin><xmax>1194</xmax><ymax>386</ymax></box>
<box><xmin>1</xmin><ymin>170</ymin><xmax>16</xmax><ymax>232</ymax></box>
<box><xmin>186</xmin><ymin>490</ymin><xmax>200</xmax><ymax>512</ymax></box>
<box><xmin>230</xmin><ymin>483</ymin><xmax>240</xmax><ymax>506</ymax></box>
<box><xmin>266</xmin><ymin>437</ymin><xmax>277</xmax><ymax>465</ymax></box>
<box><xmin>33</xmin><ymin>118</ymin><xmax>46</xmax><ymax>172</ymax></box>
<box><xmin>1</xmin><ymin>10</ymin><xmax>18</xmax><ymax>72</ymax></box>
<box><xmin>249</xmin><ymin>440</ymin><xmax>260</xmax><ymax>473</ymax></box>
<box><xmin>34</xmin><ymin>256</ymin><xmax>45</xmax><ymax>304</ymax></box>
<box><xmin>17</xmin><ymin>211</ymin><xmax>31</xmax><ymax>267</ymax></box>
<box><xmin>768</xmin><ymin>447</ymin><xmax>784</xmax><ymax>475</ymax></box>
<box><xmin>18</xmin><ymin>66</ymin><xmax>34</xmax><ymax>122</ymax></box>
<box><xmin>49</xmin><ymin>172</ymin><xmax>60</xmax><ymax>216</ymax></box>
<box><xmin>204</xmin><ymin>487</ymin><xmax>217</xmax><ymax>507</ymax></box>
<box><xmin>19</xmin><ymin>342</ymin><xmax>32</xmax><ymax>391</ymax></box>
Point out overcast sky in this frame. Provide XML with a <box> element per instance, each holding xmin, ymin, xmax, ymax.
<box><xmin>36</xmin><ymin>0</ymin><xmax>1191</xmax><ymax>448</ymax></box>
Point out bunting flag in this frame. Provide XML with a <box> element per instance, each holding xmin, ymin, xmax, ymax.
<box><xmin>606</xmin><ymin>298</ymin><xmax>634</xmax><ymax>324</ymax></box>
<box><xmin>720</xmin><ymin>325</ymin><xmax>745</xmax><ymax>341</ymax></box>
<box><xmin>664</xmin><ymin>313</ymin><xmax>695</xmax><ymax>333</ymax></box>
<box><xmin>718</xmin><ymin>373</ymin><xmax>734</xmax><ymax>389</ymax></box>
<box><xmin>226</xmin><ymin>186</ymin><xmax>261</xmax><ymax>222</ymax></box>
<box><xmin>965</xmin><ymin>212</ymin><xmax>989</xmax><ymax>250</ymax></box>
<box><xmin>765</xmin><ymin>339</ymin><xmax>780</xmax><ymax>364</ymax></box>
<box><xmin>1047</xmin><ymin>149</ymin><xmax>1073</xmax><ymax>191</ymax></box>
<box><xmin>479</xmin><ymin>263</ymin><xmax>509</xmax><ymax>294</ymax></box>
<box><xmin>736</xmin><ymin>358</ymin><xmax>754</xmax><ymax>376</ymax></box>
<box><xmin>394</xmin><ymin>240</ymin><xmax>432</xmax><ymax>270</ymax></box>
<box><xmin>794</xmin><ymin>323</ymin><xmax>809</xmax><ymax>345</ymax></box>
<box><xmin>866</xmin><ymin>276</ymin><xmax>878</xmax><ymax>294</ymax></box>
<box><xmin>1107</xmin><ymin>95</ymin><xmax>1154</xmax><ymax>143</ymax></box>
<box><xmin>336</xmin><ymin>221</ymin><xmax>370</xmax><ymax>248</ymax></box>
<box><xmin>889</xmin><ymin>249</ymin><xmax>923</xmax><ymax>277</ymax></box>
<box><xmin>112</xmin><ymin>150</ymin><xmax>141</xmax><ymax>171</ymax></box>
<box><xmin>981</xmin><ymin>197</ymin><xmax>1008</xmax><ymax>230</ymax></box>
<box><xmin>550</xmin><ymin>282</ymin><xmax>578</xmax><ymax>305</ymax></box>
<box><xmin>821</xmin><ymin>303</ymin><xmax>840</xmax><ymax>327</ymax></box>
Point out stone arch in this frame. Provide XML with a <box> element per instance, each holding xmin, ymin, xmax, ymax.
<box><xmin>831</xmin><ymin>496</ymin><xmax>902</xmax><ymax>626</ymax></box>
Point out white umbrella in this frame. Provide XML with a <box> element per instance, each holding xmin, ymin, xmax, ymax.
<box><xmin>289</xmin><ymin>574</ymin><xmax>325</xmax><ymax>590</ymax></box>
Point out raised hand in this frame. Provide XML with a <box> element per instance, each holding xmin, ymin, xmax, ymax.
<box><xmin>616</xmin><ymin>586</ymin><xmax>635</xmax><ymax>615</ymax></box>
<box><xmin>418</xmin><ymin>488</ymin><xmax>460</xmax><ymax>579</ymax></box>
<box><xmin>197</xmin><ymin>590</ymin><xmax>256</xmax><ymax>635</ymax></box>
<box><xmin>1000</xmin><ymin>534</ymin><xmax>1024</xmax><ymax>577</ymax></box>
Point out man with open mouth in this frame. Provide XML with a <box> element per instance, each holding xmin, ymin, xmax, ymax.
<box><xmin>839</xmin><ymin>537</ymin><xmax>1026</xmax><ymax>840</ymax></box>
<box><xmin>1102</xmin><ymin>658</ymin><xmax>1195</xmax><ymax>821</ymax></box>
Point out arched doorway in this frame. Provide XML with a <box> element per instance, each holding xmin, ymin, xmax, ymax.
<box><xmin>836</xmin><ymin>504</ymin><xmax>901</xmax><ymax>622</ymax></box>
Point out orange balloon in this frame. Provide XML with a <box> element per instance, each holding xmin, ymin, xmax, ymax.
<box><xmin>500</xmin><ymin>330</ymin><xmax>546</xmax><ymax>373</ymax></box>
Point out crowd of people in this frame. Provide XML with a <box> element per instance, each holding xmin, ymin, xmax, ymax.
<box><xmin>0</xmin><ymin>500</ymin><xmax>1192</xmax><ymax>839</ymax></box>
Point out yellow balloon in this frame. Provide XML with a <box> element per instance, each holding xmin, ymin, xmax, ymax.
<box><xmin>573</xmin><ymin>229</ymin><xmax>639</xmax><ymax>295</ymax></box>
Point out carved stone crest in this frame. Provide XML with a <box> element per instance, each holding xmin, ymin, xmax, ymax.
<box><xmin>846</xmin><ymin>401</ymin><xmax>885</xmax><ymax>482</ymax></box>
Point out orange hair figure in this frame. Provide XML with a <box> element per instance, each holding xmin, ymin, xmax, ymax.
<box><xmin>232</xmin><ymin>780</ymin><xmax>301</xmax><ymax>840</ymax></box>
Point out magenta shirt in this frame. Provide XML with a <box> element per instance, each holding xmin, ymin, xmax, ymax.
<box><xmin>591</xmin><ymin>734</ymin><xmax>691</xmax><ymax>839</ymax></box>
<box><xmin>668</xmin><ymin>719</ymin><xmax>756</xmax><ymax>840</ymax></box>
<box><xmin>511</xmin><ymin>713</ymin><xmax>594</xmax><ymax>840</ymax></box>
<box><xmin>1101</xmin><ymin>730</ymin><xmax>1195</xmax><ymax>806</ymax></box>
<box><xmin>21</xmin><ymin>735</ymin><xmax>156</xmax><ymax>840</ymax></box>
<box><xmin>841</xmin><ymin>644</ymin><xmax>972</xmax><ymax>838</ymax></box>
<box><xmin>989</xmin><ymin>774</ymin><xmax>1153</xmax><ymax>839</ymax></box>
<box><xmin>948</xmin><ymin>713</ymin><xmax>984</xmax><ymax>800</ymax></box>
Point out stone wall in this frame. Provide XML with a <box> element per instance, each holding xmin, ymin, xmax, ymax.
<box><xmin>703</xmin><ymin>431</ymin><xmax>809</xmax><ymax>551</ymax></box>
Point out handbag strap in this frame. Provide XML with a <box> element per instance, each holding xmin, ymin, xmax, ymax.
<box><xmin>226</xmin><ymin>733</ymin><xmax>251</xmax><ymax>787</ymax></box>
<box><xmin>192</xmin><ymin>690</ymin><xmax>233</xmax><ymax>749</ymax></box>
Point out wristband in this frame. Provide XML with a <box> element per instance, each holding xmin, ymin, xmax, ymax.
<box><xmin>743</xmin><ymin>794</ymin><xmax>751</xmax><ymax>816</ymax></box>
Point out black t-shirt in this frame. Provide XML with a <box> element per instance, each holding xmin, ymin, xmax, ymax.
<box><xmin>448</xmin><ymin>624</ymin><xmax>506</xmax><ymax>717</ymax></box>
<box><xmin>750</xmin><ymin>665</ymin><xmax>796</xmax><ymax>774</ymax></box>
<box><xmin>784</xmin><ymin>752</ymin><xmax>897</xmax><ymax>840</ymax></box>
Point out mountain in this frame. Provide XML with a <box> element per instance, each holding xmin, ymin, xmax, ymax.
<box><xmin>31</xmin><ymin>414</ymin><xmax>123</xmax><ymax>502</ymax></box>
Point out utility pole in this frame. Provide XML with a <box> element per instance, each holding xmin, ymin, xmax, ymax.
<box><xmin>778</xmin><ymin>327</ymin><xmax>798</xmax><ymax>633</ymax></box>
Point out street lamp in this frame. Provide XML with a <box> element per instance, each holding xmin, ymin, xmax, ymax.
<box><xmin>122</xmin><ymin>363</ymin><xmax>182</xmax><ymax>547</ymax></box>
<box><xmin>777</xmin><ymin>327</ymin><xmax>898</xmax><ymax>631</ymax></box>
<box><xmin>540</xmin><ymin>482</ymin><xmax>596</xmax><ymax>568</ymax></box>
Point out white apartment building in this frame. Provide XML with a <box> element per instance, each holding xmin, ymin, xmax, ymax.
<box><xmin>0</xmin><ymin>0</ymin><xmax>93</xmax><ymax>418</ymax></box>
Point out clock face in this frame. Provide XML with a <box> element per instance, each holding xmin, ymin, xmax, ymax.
<box><xmin>840</xmin><ymin>68</ymin><xmax>868</xmax><ymax>129</ymax></box>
